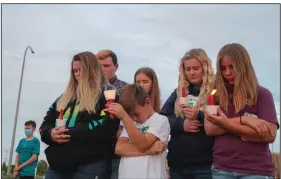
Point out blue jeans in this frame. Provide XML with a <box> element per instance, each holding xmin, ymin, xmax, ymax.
<box><xmin>105</xmin><ymin>158</ymin><xmax>120</xmax><ymax>179</ymax></box>
<box><xmin>110</xmin><ymin>158</ymin><xmax>120</xmax><ymax>179</ymax></box>
<box><xmin>169</xmin><ymin>164</ymin><xmax>212</xmax><ymax>179</ymax></box>
<box><xmin>45</xmin><ymin>160</ymin><xmax>107</xmax><ymax>179</ymax></box>
<box><xmin>211</xmin><ymin>166</ymin><xmax>273</xmax><ymax>179</ymax></box>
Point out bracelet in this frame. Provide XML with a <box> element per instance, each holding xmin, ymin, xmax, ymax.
<box><xmin>240</xmin><ymin>115</ymin><xmax>243</xmax><ymax>125</ymax></box>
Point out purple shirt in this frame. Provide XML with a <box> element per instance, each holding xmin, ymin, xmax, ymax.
<box><xmin>213</xmin><ymin>86</ymin><xmax>279</xmax><ymax>176</ymax></box>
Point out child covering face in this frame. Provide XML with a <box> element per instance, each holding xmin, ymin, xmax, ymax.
<box><xmin>106</xmin><ymin>84</ymin><xmax>170</xmax><ymax>179</ymax></box>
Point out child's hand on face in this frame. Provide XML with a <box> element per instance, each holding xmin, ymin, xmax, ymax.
<box><xmin>105</xmin><ymin>102</ymin><xmax>127</xmax><ymax>120</ymax></box>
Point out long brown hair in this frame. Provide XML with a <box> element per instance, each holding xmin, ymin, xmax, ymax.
<box><xmin>134</xmin><ymin>67</ymin><xmax>161</xmax><ymax>112</ymax></box>
<box><xmin>57</xmin><ymin>51</ymin><xmax>108</xmax><ymax>113</ymax></box>
<box><xmin>215</xmin><ymin>43</ymin><xmax>259</xmax><ymax>113</ymax></box>
<box><xmin>175</xmin><ymin>48</ymin><xmax>214</xmax><ymax>117</ymax></box>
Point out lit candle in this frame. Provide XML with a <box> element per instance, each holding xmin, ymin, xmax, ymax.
<box><xmin>104</xmin><ymin>90</ymin><xmax>116</xmax><ymax>119</ymax></box>
<box><xmin>208</xmin><ymin>89</ymin><xmax>217</xmax><ymax>105</ymax></box>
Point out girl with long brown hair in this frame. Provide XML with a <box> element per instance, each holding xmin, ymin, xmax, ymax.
<box><xmin>205</xmin><ymin>43</ymin><xmax>279</xmax><ymax>178</ymax></box>
<box><xmin>134</xmin><ymin>67</ymin><xmax>161</xmax><ymax>112</ymax></box>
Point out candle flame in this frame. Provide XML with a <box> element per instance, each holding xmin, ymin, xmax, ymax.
<box><xmin>211</xmin><ymin>89</ymin><xmax>217</xmax><ymax>95</ymax></box>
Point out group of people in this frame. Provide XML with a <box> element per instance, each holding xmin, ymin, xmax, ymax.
<box><xmin>13</xmin><ymin>43</ymin><xmax>279</xmax><ymax>179</ymax></box>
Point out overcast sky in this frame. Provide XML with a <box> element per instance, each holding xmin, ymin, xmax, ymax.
<box><xmin>2</xmin><ymin>4</ymin><xmax>280</xmax><ymax>163</ymax></box>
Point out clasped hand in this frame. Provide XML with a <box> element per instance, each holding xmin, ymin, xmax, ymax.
<box><xmin>205</xmin><ymin>107</ymin><xmax>273</xmax><ymax>140</ymax></box>
<box><xmin>51</xmin><ymin>127</ymin><xmax>71</xmax><ymax>144</ymax></box>
<box><xmin>181</xmin><ymin>104</ymin><xmax>202</xmax><ymax>133</ymax></box>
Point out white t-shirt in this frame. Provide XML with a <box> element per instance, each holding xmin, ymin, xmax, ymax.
<box><xmin>118</xmin><ymin>113</ymin><xmax>170</xmax><ymax>179</ymax></box>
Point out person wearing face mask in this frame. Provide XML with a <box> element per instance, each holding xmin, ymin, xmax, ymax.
<box><xmin>160</xmin><ymin>48</ymin><xmax>215</xmax><ymax>179</ymax></box>
<box><xmin>13</xmin><ymin>120</ymin><xmax>40</xmax><ymax>179</ymax></box>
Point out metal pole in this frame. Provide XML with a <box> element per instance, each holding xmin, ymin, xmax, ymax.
<box><xmin>5</xmin><ymin>149</ymin><xmax>8</xmax><ymax>164</ymax></box>
<box><xmin>7</xmin><ymin>46</ymin><xmax>35</xmax><ymax>175</ymax></box>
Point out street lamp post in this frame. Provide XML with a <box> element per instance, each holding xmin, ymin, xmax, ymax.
<box><xmin>7</xmin><ymin>46</ymin><xmax>35</xmax><ymax>175</ymax></box>
<box><xmin>5</xmin><ymin>149</ymin><xmax>8</xmax><ymax>164</ymax></box>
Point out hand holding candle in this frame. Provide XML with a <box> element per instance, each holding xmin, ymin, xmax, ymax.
<box><xmin>104</xmin><ymin>89</ymin><xmax>116</xmax><ymax>119</ymax></box>
<box><xmin>56</xmin><ymin>109</ymin><xmax>66</xmax><ymax>127</ymax></box>
<box><xmin>206</xmin><ymin>89</ymin><xmax>218</xmax><ymax>115</ymax></box>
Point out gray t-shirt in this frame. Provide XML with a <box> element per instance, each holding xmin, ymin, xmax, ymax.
<box><xmin>213</xmin><ymin>86</ymin><xmax>279</xmax><ymax>176</ymax></box>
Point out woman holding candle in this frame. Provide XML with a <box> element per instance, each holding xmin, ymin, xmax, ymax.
<box><xmin>204</xmin><ymin>43</ymin><xmax>279</xmax><ymax>178</ymax></box>
<box><xmin>39</xmin><ymin>51</ymin><xmax>120</xmax><ymax>179</ymax></box>
<box><xmin>160</xmin><ymin>48</ymin><xmax>215</xmax><ymax>179</ymax></box>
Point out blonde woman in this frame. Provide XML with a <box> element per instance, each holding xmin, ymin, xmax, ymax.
<box><xmin>205</xmin><ymin>43</ymin><xmax>279</xmax><ymax>178</ymax></box>
<box><xmin>39</xmin><ymin>52</ymin><xmax>120</xmax><ymax>179</ymax></box>
<box><xmin>160</xmin><ymin>48</ymin><xmax>214</xmax><ymax>179</ymax></box>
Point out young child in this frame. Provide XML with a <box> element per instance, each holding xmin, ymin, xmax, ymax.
<box><xmin>106</xmin><ymin>84</ymin><xmax>170</xmax><ymax>179</ymax></box>
<box><xmin>14</xmin><ymin>120</ymin><xmax>40</xmax><ymax>179</ymax></box>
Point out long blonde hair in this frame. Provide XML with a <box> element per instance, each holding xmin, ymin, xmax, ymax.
<box><xmin>134</xmin><ymin>67</ymin><xmax>161</xmax><ymax>112</ymax></box>
<box><xmin>215</xmin><ymin>43</ymin><xmax>259</xmax><ymax>113</ymax></box>
<box><xmin>57</xmin><ymin>51</ymin><xmax>108</xmax><ymax>113</ymax></box>
<box><xmin>175</xmin><ymin>48</ymin><xmax>214</xmax><ymax>117</ymax></box>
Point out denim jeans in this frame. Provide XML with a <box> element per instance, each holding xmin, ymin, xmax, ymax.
<box><xmin>169</xmin><ymin>164</ymin><xmax>212</xmax><ymax>179</ymax></box>
<box><xmin>105</xmin><ymin>157</ymin><xmax>120</xmax><ymax>179</ymax></box>
<box><xmin>45</xmin><ymin>160</ymin><xmax>107</xmax><ymax>179</ymax></box>
<box><xmin>110</xmin><ymin>158</ymin><xmax>120</xmax><ymax>179</ymax></box>
<box><xmin>211</xmin><ymin>165</ymin><xmax>273</xmax><ymax>179</ymax></box>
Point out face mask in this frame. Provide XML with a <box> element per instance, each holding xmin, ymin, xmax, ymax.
<box><xmin>25</xmin><ymin>129</ymin><xmax>33</xmax><ymax>137</ymax></box>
